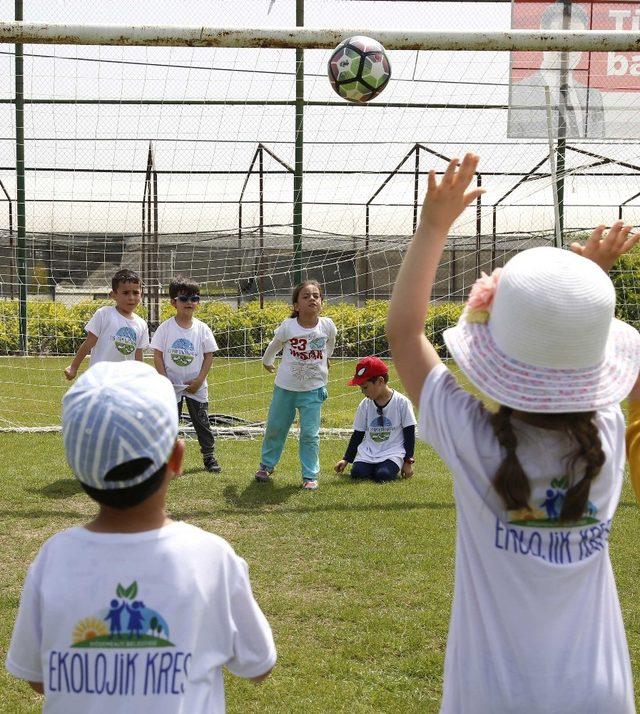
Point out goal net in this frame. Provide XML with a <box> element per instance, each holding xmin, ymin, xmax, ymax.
<box><xmin>1</xmin><ymin>0</ymin><xmax>640</xmax><ymax>434</ymax></box>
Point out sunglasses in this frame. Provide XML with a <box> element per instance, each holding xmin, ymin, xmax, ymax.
<box><xmin>176</xmin><ymin>295</ymin><xmax>200</xmax><ymax>303</ymax></box>
<box><xmin>376</xmin><ymin>404</ymin><xmax>384</xmax><ymax>427</ymax></box>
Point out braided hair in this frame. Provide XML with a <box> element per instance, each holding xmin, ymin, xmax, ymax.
<box><xmin>490</xmin><ymin>406</ymin><xmax>605</xmax><ymax>522</ymax></box>
<box><xmin>490</xmin><ymin>407</ymin><xmax>530</xmax><ymax>511</ymax></box>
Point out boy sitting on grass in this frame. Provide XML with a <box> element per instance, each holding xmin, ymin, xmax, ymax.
<box><xmin>6</xmin><ymin>361</ymin><xmax>276</xmax><ymax>712</ymax></box>
<box><xmin>335</xmin><ymin>356</ymin><xmax>416</xmax><ymax>481</ymax></box>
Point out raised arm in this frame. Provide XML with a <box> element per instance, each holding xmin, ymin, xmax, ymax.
<box><xmin>571</xmin><ymin>222</ymin><xmax>640</xmax><ymax>503</ymax></box>
<box><xmin>386</xmin><ymin>153</ymin><xmax>484</xmax><ymax>405</ymax></box>
<box><xmin>569</xmin><ymin>221</ymin><xmax>639</xmax><ymax>273</ymax></box>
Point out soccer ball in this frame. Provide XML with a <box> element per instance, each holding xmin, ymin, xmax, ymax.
<box><xmin>327</xmin><ymin>36</ymin><xmax>391</xmax><ymax>103</ymax></box>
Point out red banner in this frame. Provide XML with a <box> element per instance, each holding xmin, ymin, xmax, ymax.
<box><xmin>513</xmin><ymin>1</ymin><xmax>640</xmax><ymax>90</ymax></box>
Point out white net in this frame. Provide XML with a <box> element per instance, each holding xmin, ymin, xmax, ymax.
<box><xmin>1</xmin><ymin>0</ymin><xmax>640</xmax><ymax>433</ymax></box>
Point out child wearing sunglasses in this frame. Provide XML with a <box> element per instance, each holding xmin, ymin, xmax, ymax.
<box><xmin>151</xmin><ymin>276</ymin><xmax>221</xmax><ymax>472</ymax></box>
<box><xmin>335</xmin><ymin>356</ymin><xmax>416</xmax><ymax>481</ymax></box>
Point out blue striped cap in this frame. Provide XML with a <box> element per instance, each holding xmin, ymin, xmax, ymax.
<box><xmin>62</xmin><ymin>361</ymin><xmax>179</xmax><ymax>490</ymax></box>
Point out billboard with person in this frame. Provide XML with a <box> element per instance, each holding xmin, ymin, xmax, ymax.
<box><xmin>508</xmin><ymin>1</ymin><xmax>640</xmax><ymax>139</ymax></box>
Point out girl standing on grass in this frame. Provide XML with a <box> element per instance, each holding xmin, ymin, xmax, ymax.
<box><xmin>387</xmin><ymin>152</ymin><xmax>640</xmax><ymax>713</ymax></box>
<box><xmin>254</xmin><ymin>280</ymin><xmax>337</xmax><ymax>491</ymax></box>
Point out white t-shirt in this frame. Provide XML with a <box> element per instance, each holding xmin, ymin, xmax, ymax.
<box><xmin>150</xmin><ymin>317</ymin><xmax>219</xmax><ymax>403</ymax></box>
<box><xmin>85</xmin><ymin>306</ymin><xmax>149</xmax><ymax>366</ymax></box>
<box><xmin>419</xmin><ymin>364</ymin><xmax>634</xmax><ymax>714</ymax></box>
<box><xmin>352</xmin><ymin>391</ymin><xmax>416</xmax><ymax>468</ymax></box>
<box><xmin>6</xmin><ymin>522</ymin><xmax>276</xmax><ymax>714</ymax></box>
<box><xmin>262</xmin><ymin>316</ymin><xmax>337</xmax><ymax>392</ymax></box>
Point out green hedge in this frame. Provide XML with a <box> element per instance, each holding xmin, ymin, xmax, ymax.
<box><xmin>611</xmin><ymin>251</ymin><xmax>640</xmax><ymax>331</ymax></box>
<box><xmin>0</xmin><ymin>299</ymin><xmax>465</xmax><ymax>358</ymax></box>
<box><xmin>7</xmin><ymin>267</ymin><xmax>638</xmax><ymax>358</ymax></box>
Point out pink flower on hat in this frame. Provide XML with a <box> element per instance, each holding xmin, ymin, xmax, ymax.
<box><xmin>463</xmin><ymin>269</ymin><xmax>502</xmax><ymax>324</ymax></box>
<box><xmin>467</xmin><ymin>268</ymin><xmax>502</xmax><ymax>311</ymax></box>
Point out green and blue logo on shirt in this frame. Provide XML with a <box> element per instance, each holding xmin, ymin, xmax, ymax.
<box><xmin>114</xmin><ymin>327</ymin><xmax>137</xmax><ymax>356</ymax></box>
<box><xmin>169</xmin><ymin>338</ymin><xmax>195</xmax><ymax>367</ymax></box>
<box><xmin>47</xmin><ymin>581</ymin><xmax>192</xmax><ymax>696</ymax></box>
<box><xmin>507</xmin><ymin>477</ymin><xmax>599</xmax><ymax>527</ymax></box>
<box><xmin>369</xmin><ymin>416</ymin><xmax>392</xmax><ymax>443</ymax></box>
<box><xmin>72</xmin><ymin>581</ymin><xmax>173</xmax><ymax>648</ymax></box>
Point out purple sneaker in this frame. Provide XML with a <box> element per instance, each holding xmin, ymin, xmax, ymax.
<box><xmin>254</xmin><ymin>465</ymin><xmax>274</xmax><ymax>483</ymax></box>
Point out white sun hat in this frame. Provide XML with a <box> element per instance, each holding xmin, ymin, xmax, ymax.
<box><xmin>62</xmin><ymin>360</ymin><xmax>179</xmax><ymax>489</ymax></box>
<box><xmin>443</xmin><ymin>246</ymin><xmax>640</xmax><ymax>413</ymax></box>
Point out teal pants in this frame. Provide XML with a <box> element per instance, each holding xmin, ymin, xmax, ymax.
<box><xmin>261</xmin><ymin>385</ymin><xmax>327</xmax><ymax>479</ymax></box>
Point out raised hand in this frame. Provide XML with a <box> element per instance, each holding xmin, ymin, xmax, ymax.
<box><xmin>419</xmin><ymin>153</ymin><xmax>485</xmax><ymax>237</ymax></box>
<box><xmin>388</xmin><ymin>152</ymin><xmax>485</xmax><ymax>404</ymax></box>
<box><xmin>569</xmin><ymin>221</ymin><xmax>639</xmax><ymax>273</ymax></box>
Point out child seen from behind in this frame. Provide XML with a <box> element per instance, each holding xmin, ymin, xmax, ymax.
<box><xmin>6</xmin><ymin>361</ymin><xmax>276</xmax><ymax>712</ymax></box>
<box><xmin>387</xmin><ymin>153</ymin><xmax>640</xmax><ymax>713</ymax></box>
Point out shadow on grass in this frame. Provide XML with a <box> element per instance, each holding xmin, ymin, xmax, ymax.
<box><xmin>27</xmin><ymin>478</ymin><xmax>83</xmax><ymax>499</ymax></box>
<box><xmin>0</xmin><ymin>509</ymin><xmax>87</xmax><ymax>519</ymax></box>
<box><xmin>1</xmin><ymin>495</ymin><xmax>453</xmax><ymax>521</ymax></box>
<box><xmin>223</xmin><ymin>481</ymin><xmax>300</xmax><ymax>508</ymax></box>
<box><xmin>171</xmin><ymin>499</ymin><xmax>453</xmax><ymax>518</ymax></box>
<box><xmin>331</xmin><ymin>476</ymin><xmax>416</xmax><ymax>488</ymax></box>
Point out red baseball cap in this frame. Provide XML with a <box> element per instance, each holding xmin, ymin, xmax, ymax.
<box><xmin>348</xmin><ymin>356</ymin><xmax>389</xmax><ymax>386</ymax></box>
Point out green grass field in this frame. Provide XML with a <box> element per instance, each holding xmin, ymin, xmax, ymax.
<box><xmin>0</xmin><ymin>357</ymin><xmax>362</xmax><ymax>429</ymax></box>
<box><xmin>0</xmin><ymin>359</ymin><xmax>639</xmax><ymax>712</ymax></box>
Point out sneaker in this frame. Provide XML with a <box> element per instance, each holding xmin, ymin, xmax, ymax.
<box><xmin>255</xmin><ymin>465</ymin><xmax>274</xmax><ymax>483</ymax></box>
<box><xmin>204</xmin><ymin>456</ymin><xmax>222</xmax><ymax>473</ymax></box>
<box><xmin>302</xmin><ymin>479</ymin><xmax>319</xmax><ymax>491</ymax></box>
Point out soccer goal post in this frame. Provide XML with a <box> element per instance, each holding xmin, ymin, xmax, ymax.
<box><xmin>1</xmin><ymin>21</ymin><xmax>640</xmax><ymax>51</ymax></box>
<box><xmin>1</xmin><ymin>8</ymin><xmax>640</xmax><ymax>434</ymax></box>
